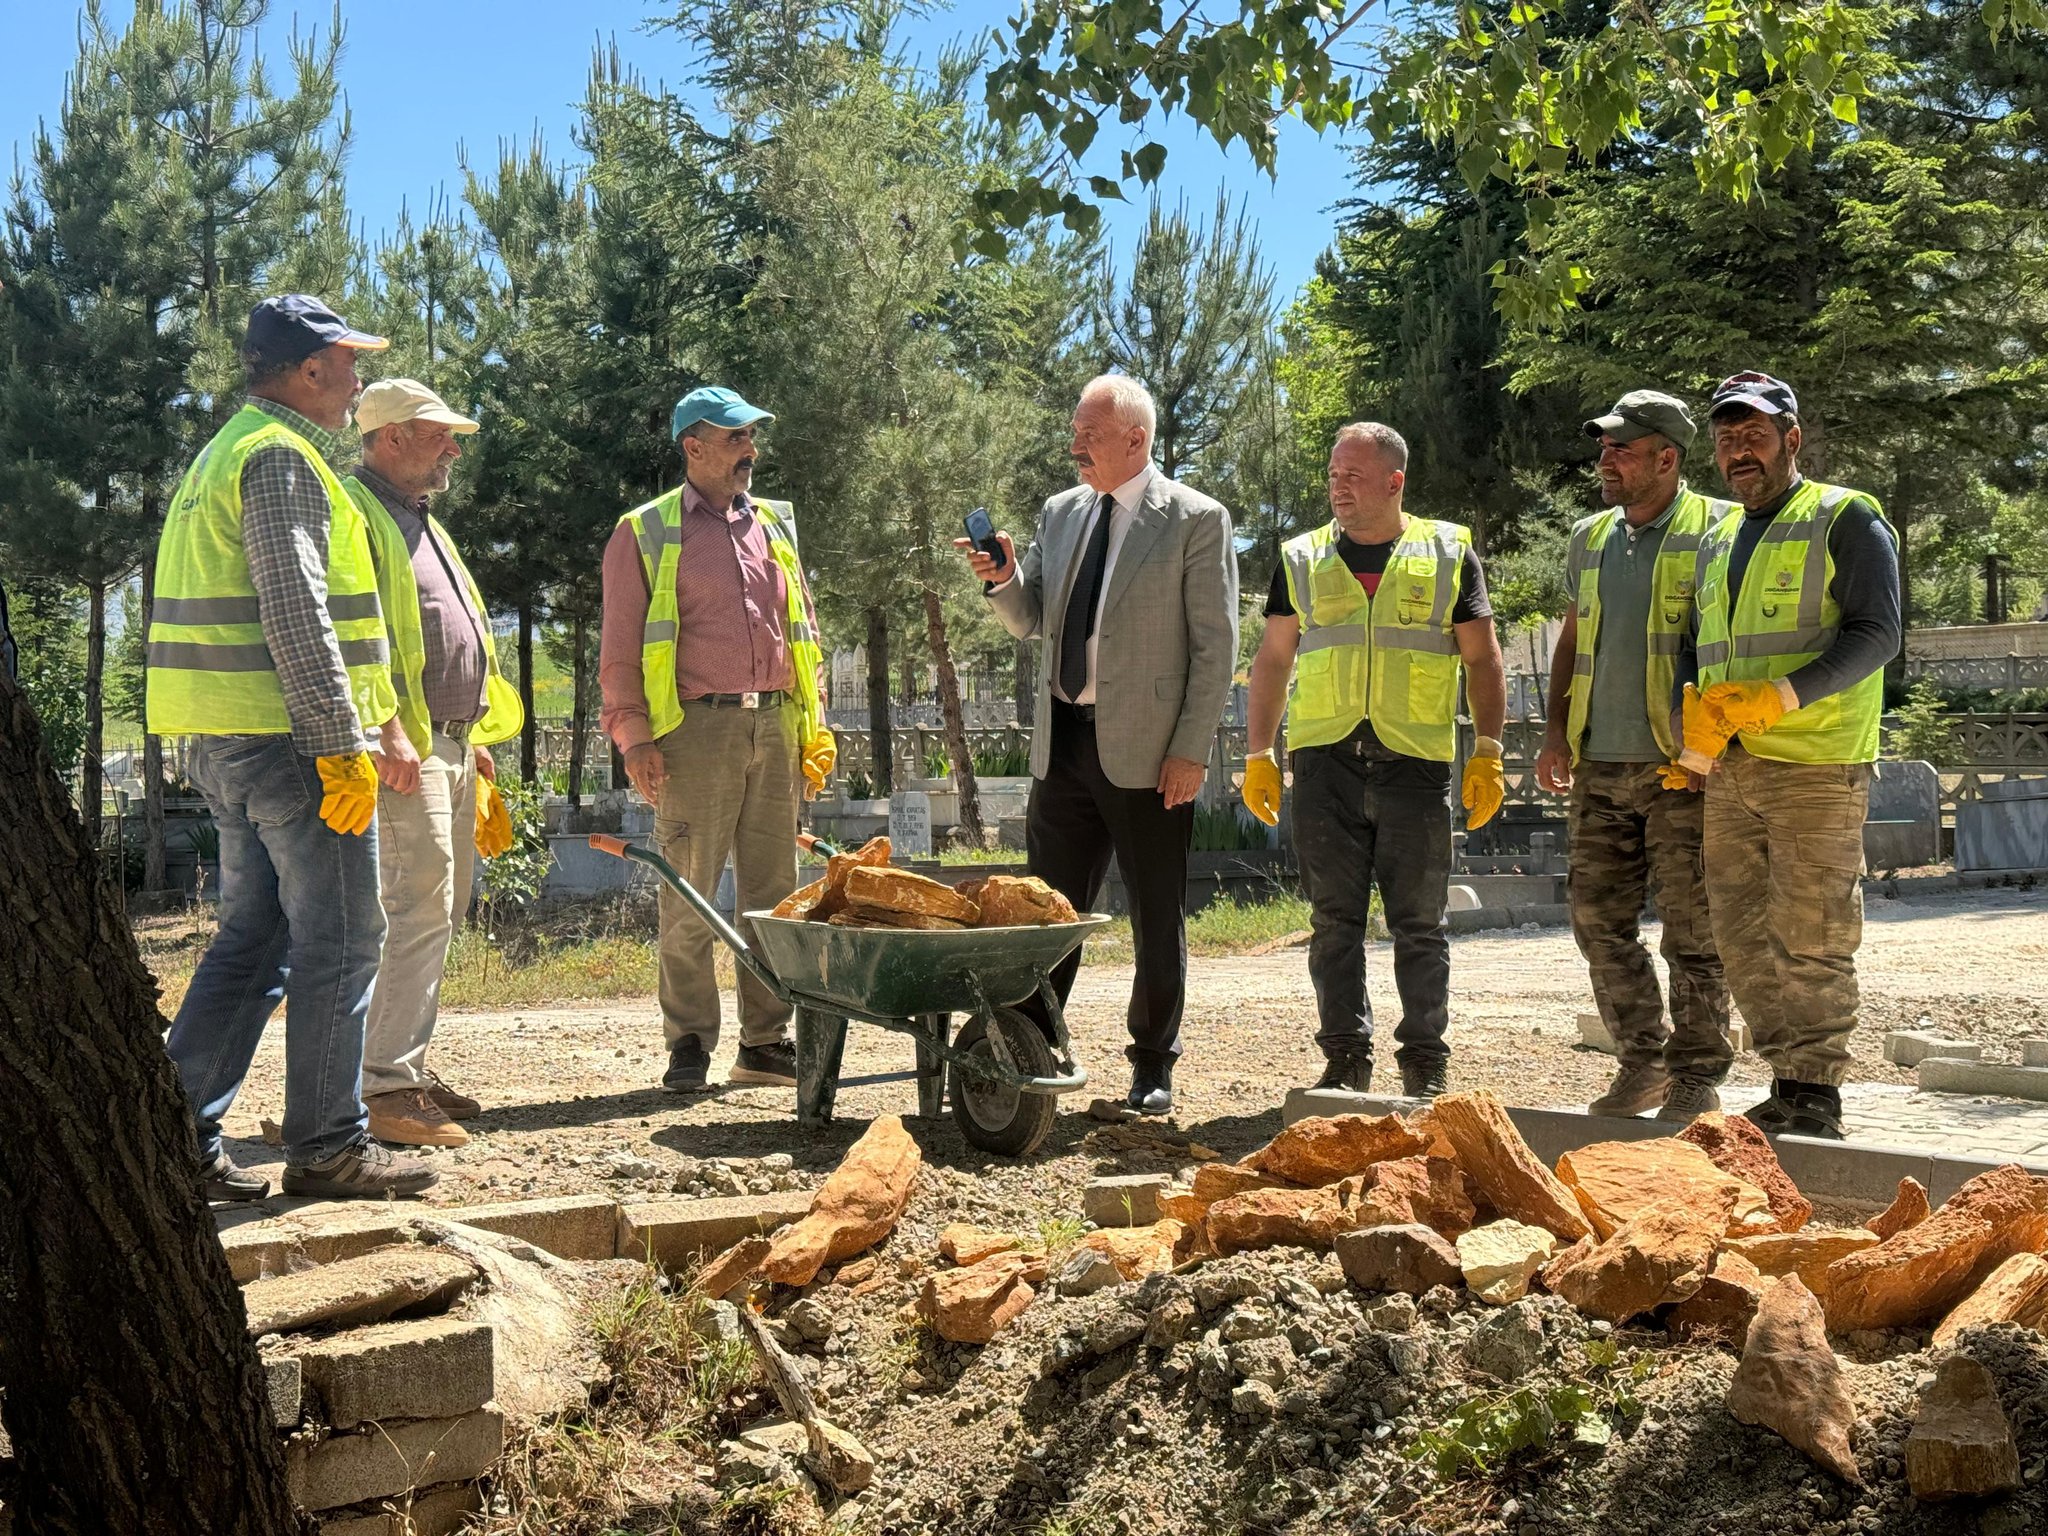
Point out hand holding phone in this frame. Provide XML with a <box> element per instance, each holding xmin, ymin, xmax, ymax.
<box><xmin>954</xmin><ymin>507</ymin><xmax>1014</xmax><ymax>584</ymax></box>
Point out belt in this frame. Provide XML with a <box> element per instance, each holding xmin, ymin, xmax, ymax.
<box><xmin>1055</xmin><ymin>698</ymin><xmax>1096</xmax><ymax>724</ymax></box>
<box><xmin>434</xmin><ymin>718</ymin><xmax>476</xmax><ymax>744</ymax></box>
<box><xmin>692</xmin><ymin>689</ymin><xmax>787</xmax><ymax>710</ymax></box>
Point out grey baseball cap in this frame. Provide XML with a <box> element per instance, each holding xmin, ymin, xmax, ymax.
<box><xmin>1584</xmin><ymin>389</ymin><xmax>1697</xmax><ymax>450</ymax></box>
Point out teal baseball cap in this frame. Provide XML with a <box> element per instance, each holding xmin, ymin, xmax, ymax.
<box><xmin>671</xmin><ymin>385</ymin><xmax>773</xmax><ymax>439</ymax></box>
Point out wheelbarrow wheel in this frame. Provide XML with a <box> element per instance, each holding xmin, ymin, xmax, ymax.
<box><xmin>950</xmin><ymin>1007</ymin><xmax>1058</xmax><ymax>1158</ymax></box>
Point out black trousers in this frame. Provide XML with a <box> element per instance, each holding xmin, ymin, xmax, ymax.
<box><xmin>1022</xmin><ymin>701</ymin><xmax>1194</xmax><ymax>1073</ymax></box>
<box><xmin>1290</xmin><ymin>739</ymin><xmax>1454</xmax><ymax>1069</ymax></box>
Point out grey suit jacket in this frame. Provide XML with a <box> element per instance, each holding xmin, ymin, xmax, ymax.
<box><xmin>987</xmin><ymin>473</ymin><xmax>1239</xmax><ymax>789</ymax></box>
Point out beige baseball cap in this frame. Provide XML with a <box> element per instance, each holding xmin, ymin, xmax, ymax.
<box><xmin>355</xmin><ymin>377</ymin><xmax>480</xmax><ymax>435</ymax></box>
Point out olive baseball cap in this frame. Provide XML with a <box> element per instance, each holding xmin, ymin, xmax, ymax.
<box><xmin>355</xmin><ymin>378</ymin><xmax>480</xmax><ymax>435</ymax></box>
<box><xmin>1583</xmin><ymin>389</ymin><xmax>1697</xmax><ymax>450</ymax></box>
<box><xmin>1709</xmin><ymin>370</ymin><xmax>1799</xmax><ymax>422</ymax></box>
<box><xmin>671</xmin><ymin>385</ymin><xmax>774</xmax><ymax>439</ymax></box>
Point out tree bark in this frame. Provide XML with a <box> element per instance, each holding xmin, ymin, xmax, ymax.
<box><xmin>865</xmin><ymin>605</ymin><xmax>893</xmax><ymax>796</ymax></box>
<box><xmin>517</xmin><ymin>602</ymin><xmax>537</xmax><ymax>783</ymax></box>
<box><xmin>140</xmin><ymin>550</ymin><xmax>168</xmax><ymax>893</ymax></box>
<box><xmin>82</xmin><ymin>575</ymin><xmax>106</xmax><ymax>851</ymax></box>
<box><xmin>0</xmin><ymin>668</ymin><xmax>317</xmax><ymax>1535</ymax></box>
<box><xmin>567</xmin><ymin>613</ymin><xmax>589</xmax><ymax>811</ymax></box>
<box><xmin>922</xmin><ymin>589</ymin><xmax>983</xmax><ymax>845</ymax></box>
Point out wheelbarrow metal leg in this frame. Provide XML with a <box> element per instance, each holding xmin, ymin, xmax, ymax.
<box><xmin>913</xmin><ymin>1012</ymin><xmax>951</xmax><ymax>1120</ymax></box>
<box><xmin>794</xmin><ymin>1006</ymin><xmax>848</xmax><ymax>1127</ymax></box>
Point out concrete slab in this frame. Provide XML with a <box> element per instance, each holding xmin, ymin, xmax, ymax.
<box><xmin>1919</xmin><ymin>1058</ymin><xmax>2048</xmax><ymax>1104</ymax></box>
<box><xmin>2023</xmin><ymin>1040</ymin><xmax>2048</xmax><ymax>1069</ymax></box>
<box><xmin>288</xmin><ymin>1407</ymin><xmax>503</xmax><ymax>1512</ymax></box>
<box><xmin>317</xmin><ymin>1482</ymin><xmax>481</xmax><ymax>1536</ymax></box>
<box><xmin>294</xmin><ymin>1318</ymin><xmax>495</xmax><ymax>1430</ymax></box>
<box><xmin>617</xmin><ymin>1191</ymin><xmax>813</xmax><ymax>1269</ymax></box>
<box><xmin>1884</xmin><ymin>1031</ymin><xmax>1984</xmax><ymax>1068</ymax></box>
<box><xmin>220</xmin><ymin>1206</ymin><xmax>415</xmax><ymax>1285</ymax></box>
<box><xmin>438</xmin><ymin>1194</ymin><xmax>621</xmax><ymax>1261</ymax></box>
<box><xmin>262</xmin><ymin>1349</ymin><xmax>302</xmax><ymax>1428</ymax></box>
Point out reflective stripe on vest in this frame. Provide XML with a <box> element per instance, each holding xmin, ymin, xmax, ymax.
<box><xmin>1561</xmin><ymin>486</ymin><xmax>1726</xmax><ymax>764</ymax></box>
<box><xmin>346</xmin><ymin>478</ymin><xmax>525</xmax><ymax>754</ymax></box>
<box><xmin>1280</xmin><ymin>516</ymin><xmax>1470</xmax><ymax>761</ymax></box>
<box><xmin>146</xmin><ymin>405</ymin><xmax>395</xmax><ymax>737</ymax></box>
<box><xmin>1694</xmin><ymin>480</ymin><xmax>1889</xmax><ymax>763</ymax></box>
<box><xmin>618</xmin><ymin>489</ymin><xmax>824</xmax><ymax>745</ymax></box>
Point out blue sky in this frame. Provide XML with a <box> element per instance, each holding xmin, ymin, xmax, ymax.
<box><xmin>2</xmin><ymin>0</ymin><xmax>1363</xmax><ymax>304</ymax></box>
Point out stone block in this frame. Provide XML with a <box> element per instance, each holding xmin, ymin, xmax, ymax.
<box><xmin>1576</xmin><ymin>1013</ymin><xmax>1618</xmax><ymax>1055</ymax></box>
<box><xmin>1446</xmin><ymin>884</ymin><xmax>1481</xmax><ymax>912</ymax></box>
<box><xmin>1885</xmin><ymin>1031</ymin><xmax>1983</xmax><ymax>1068</ymax></box>
<box><xmin>617</xmin><ymin>1191</ymin><xmax>815</xmax><ymax>1269</ymax></box>
<box><xmin>1955</xmin><ymin>783</ymin><xmax>2048</xmax><ymax>874</ymax></box>
<box><xmin>220</xmin><ymin>1206</ymin><xmax>415</xmax><ymax>1285</ymax></box>
<box><xmin>295</xmin><ymin>1318</ymin><xmax>495</xmax><ymax>1430</ymax></box>
<box><xmin>2023</xmin><ymin>1039</ymin><xmax>2048</xmax><ymax>1069</ymax></box>
<box><xmin>440</xmin><ymin>1194</ymin><xmax>621</xmax><ymax>1260</ymax></box>
<box><xmin>316</xmin><ymin>1482</ymin><xmax>481</xmax><ymax>1536</ymax></box>
<box><xmin>1082</xmin><ymin>1173</ymin><xmax>1172</xmax><ymax>1227</ymax></box>
<box><xmin>1917</xmin><ymin>1058</ymin><xmax>2048</xmax><ymax>1103</ymax></box>
<box><xmin>242</xmin><ymin>1248</ymin><xmax>480</xmax><ymax>1337</ymax></box>
<box><xmin>262</xmin><ymin>1349</ymin><xmax>303</xmax><ymax>1428</ymax></box>
<box><xmin>288</xmin><ymin>1407</ymin><xmax>504</xmax><ymax>1512</ymax></box>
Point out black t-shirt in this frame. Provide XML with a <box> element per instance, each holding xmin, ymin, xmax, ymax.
<box><xmin>1264</xmin><ymin>531</ymin><xmax>1493</xmax><ymax>622</ymax></box>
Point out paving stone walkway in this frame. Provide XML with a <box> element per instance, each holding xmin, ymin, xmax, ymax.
<box><xmin>1834</xmin><ymin>1081</ymin><xmax>2048</xmax><ymax>1165</ymax></box>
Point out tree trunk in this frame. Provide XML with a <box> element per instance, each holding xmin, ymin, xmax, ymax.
<box><xmin>865</xmin><ymin>605</ymin><xmax>892</xmax><ymax>796</ymax></box>
<box><xmin>0</xmin><ymin>669</ymin><xmax>317</xmax><ymax>1535</ymax></box>
<box><xmin>82</xmin><ymin>575</ymin><xmax>107</xmax><ymax>851</ymax></box>
<box><xmin>517</xmin><ymin>602</ymin><xmax>537</xmax><ymax>783</ymax></box>
<box><xmin>922</xmin><ymin>589</ymin><xmax>983</xmax><ymax>845</ymax></box>
<box><xmin>140</xmin><ymin>551</ymin><xmax>168</xmax><ymax>893</ymax></box>
<box><xmin>1013</xmin><ymin>635</ymin><xmax>1034</xmax><ymax>727</ymax></box>
<box><xmin>566</xmin><ymin>613</ymin><xmax>589</xmax><ymax>811</ymax></box>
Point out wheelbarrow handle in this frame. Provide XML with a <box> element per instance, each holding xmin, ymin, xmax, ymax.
<box><xmin>584</xmin><ymin>834</ymin><xmax>789</xmax><ymax>1004</ymax></box>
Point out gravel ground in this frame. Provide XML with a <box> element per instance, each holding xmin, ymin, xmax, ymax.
<box><xmin>213</xmin><ymin>880</ymin><xmax>2048</xmax><ymax>1204</ymax></box>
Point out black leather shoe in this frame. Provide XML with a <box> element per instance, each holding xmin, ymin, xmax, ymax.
<box><xmin>1127</xmin><ymin>1067</ymin><xmax>1173</xmax><ymax>1116</ymax></box>
<box><xmin>662</xmin><ymin>1037</ymin><xmax>711</xmax><ymax>1093</ymax></box>
<box><xmin>1314</xmin><ymin>1053</ymin><xmax>1373</xmax><ymax>1093</ymax></box>
<box><xmin>1400</xmin><ymin>1056</ymin><xmax>1449</xmax><ymax>1099</ymax></box>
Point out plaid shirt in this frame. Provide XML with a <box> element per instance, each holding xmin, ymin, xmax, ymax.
<box><xmin>241</xmin><ymin>398</ymin><xmax>378</xmax><ymax>757</ymax></box>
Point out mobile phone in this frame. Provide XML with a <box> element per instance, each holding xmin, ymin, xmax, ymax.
<box><xmin>963</xmin><ymin>507</ymin><xmax>1006</xmax><ymax>565</ymax></box>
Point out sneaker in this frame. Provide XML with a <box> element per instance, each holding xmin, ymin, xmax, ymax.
<box><xmin>201</xmin><ymin>1150</ymin><xmax>270</xmax><ymax>1204</ymax></box>
<box><xmin>1590</xmin><ymin>1061</ymin><xmax>1672</xmax><ymax>1118</ymax></box>
<box><xmin>1400</xmin><ymin>1057</ymin><xmax>1449</xmax><ymax>1100</ymax></box>
<box><xmin>366</xmin><ymin>1087</ymin><xmax>470</xmax><ymax>1148</ymax></box>
<box><xmin>1314</xmin><ymin>1053</ymin><xmax>1374</xmax><ymax>1093</ymax></box>
<box><xmin>281</xmin><ymin>1138</ymin><xmax>439</xmax><ymax>1200</ymax></box>
<box><xmin>1656</xmin><ymin>1076</ymin><xmax>1723</xmax><ymax>1124</ymax></box>
<box><xmin>423</xmin><ymin>1069</ymin><xmax>481</xmax><ymax>1121</ymax></box>
<box><xmin>730</xmin><ymin>1038</ymin><xmax>799</xmax><ymax>1087</ymax></box>
<box><xmin>663</xmin><ymin>1037</ymin><xmax>712</xmax><ymax>1093</ymax></box>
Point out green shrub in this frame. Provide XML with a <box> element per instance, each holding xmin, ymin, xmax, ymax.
<box><xmin>1191</xmin><ymin>802</ymin><xmax>1270</xmax><ymax>852</ymax></box>
<box><xmin>1885</xmin><ymin>680</ymin><xmax>1962</xmax><ymax>766</ymax></box>
<box><xmin>972</xmin><ymin>743</ymin><xmax>1031</xmax><ymax>776</ymax></box>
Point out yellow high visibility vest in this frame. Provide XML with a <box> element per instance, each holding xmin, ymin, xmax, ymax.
<box><xmin>1562</xmin><ymin>486</ymin><xmax>1730</xmax><ymax>764</ymax></box>
<box><xmin>618</xmin><ymin>488</ymin><xmax>823</xmax><ymax>744</ymax></box>
<box><xmin>1280</xmin><ymin>517</ymin><xmax>1469</xmax><ymax>762</ymax></box>
<box><xmin>147</xmin><ymin>405</ymin><xmax>394</xmax><ymax>737</ymax></box>
<box><xmin>1695</xmin><ymin>480</ymin><xmax>1890</xmax><ymax>764</ymax></box>
<box><xmin>345</xmin><ymin>477</ymin><xmax>523</xmax><ymax>755</ymax></box>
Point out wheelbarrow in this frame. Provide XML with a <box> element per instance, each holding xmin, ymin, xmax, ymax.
<box><xmin>587</xmin><ymin>835</ymin><xmax>1106</xmax><ymax>1156</ymax></box>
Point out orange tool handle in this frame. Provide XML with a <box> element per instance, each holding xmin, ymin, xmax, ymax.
<box><xmin>587</xmin><ymin>834</ymin><xmax>630</xmax><ymax>857</ymax></box>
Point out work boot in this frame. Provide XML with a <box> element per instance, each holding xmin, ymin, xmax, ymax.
<box><xmin>282</xmin><ymin>1138</ymin><xmax>439</xmax><ymax>1200</ymax></box>
<box><xmin>663</xmin><ymin>1037</ymin><xmax>711</xmax><ymax>1093</ymax></box>
<box><xmin>1741</xmin><ymin>1079</ymin><xmax>1800</xmax><ymax>1135</ymax></box>
<box><xmin>201</xmin><ymin>1150</ymin><xmax>270</xmax><ymax>1204</ymax></box>
<box><xmin>423</xmin><ymin>1069</ymin><xmax>481</xmax><ymax>1121</ymax></box>
<box><xmin>730</xmin><ymin>1038</ymin><xmax>799</xmax><ymax>1087</ymax></box>
<box><xmin>1314</xmin><ymin>1053</ymin><xmax>1374</xmax><ymax>1094</ymax></box>
<box><xmin>1656</xmin><ymin>1076</ymin><xmax>1723</xmax><ymax>1124</ymax></box>
<box><xmin>1590</xmin><ymin>1060</ymin><xmax>1671</xmax><ymax>1118</ymax></box>
<box><xmin>1400</xmin><ymin>1056</ymin><xmax>1449</xmax><ymax>1100</ymax></box>
<box><xmin>366</xmin><ymin>1087</ymin><xmax>469</xmax><ymax>1148</ymax></box>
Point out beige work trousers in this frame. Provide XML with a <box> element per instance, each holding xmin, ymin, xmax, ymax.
<box><xmin>364</xmin><ymin>729</ymin><xmax>477</xmax><ymax>1095</ymax></box>
<box><xmin>653</xmin><ymin>700</ymin><xmax>801</xmax><ymax>1051</ymax></box>
<box><xmin>1702</xmin><ymin>741</ymin><xmax>1871</xmax><ymax>1087</ymax></box>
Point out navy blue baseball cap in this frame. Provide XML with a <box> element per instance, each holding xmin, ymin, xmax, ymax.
<box><xmin>671</xmin><ymin>385</ymin><xmax>773</xmax><ymax>440</ymax></box>
<box><xmin>1708</xmin><ymin>371</ymin><xmax>1798</xmax><ymax>422</ymax></box>
<box><xmin>244</xmin><ymin>294</ymin><xmax>387</xmax><ymax>364</ymax></box>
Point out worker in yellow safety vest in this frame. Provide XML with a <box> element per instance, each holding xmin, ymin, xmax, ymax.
<box><xmin>597</xmin><ymin>387</ymin><xmax>833</xmax><ymax>1093</ymax></box>
<box><xmin>1675</xmin><ymin>371</ymin><xmax>1902</xmax><ymax>1141</ymax></box>
<box><xmin>343</xmin><ymin>378</ymin><xmax>525</xmax><ymax>1149</ymax></box>
<box><xmin>1241</xmin><ymin>422</ymin><xmax>1508</xmax><ymax>1101</ymax></box>
<box><xmin>148</xmin><ymin>295</ymin><xmax>436</xmax><ymax>1204</ymax></box>
<box><xmin>1536</xmin><ymin>390</ymin><xmax>1734</xmax><ymax>1126</ymax></box>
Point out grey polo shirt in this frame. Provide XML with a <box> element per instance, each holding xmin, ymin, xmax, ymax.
<box><xmin>1565</xmin><ymin>494</ymin><xmax>1680</xmax><ymax>763</ymax></box>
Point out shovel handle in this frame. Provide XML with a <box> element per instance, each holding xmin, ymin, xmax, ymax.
<box><xmin>588</xmin><ymin>834</ymin><xmax>629</xmax><ymax>857</ymax></box>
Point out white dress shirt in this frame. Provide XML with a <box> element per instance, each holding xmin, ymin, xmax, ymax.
<box><xmin>1054</xmin><ymin>462</ymin><xmax>1154</xmax><ymax>705</ymax></box>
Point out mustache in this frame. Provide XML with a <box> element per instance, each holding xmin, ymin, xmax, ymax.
<box><xmin>734</xmin><ymin>457</ymin><xmax>755</xmax><ymax>473</ymax></box>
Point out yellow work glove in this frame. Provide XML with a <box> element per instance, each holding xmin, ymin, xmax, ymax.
<box><xmin>801</xmin><ymin>729</ymin><xmax>837</xmax><ymax>800</ymax></box>
<box><xmin>475</xmin><ymin>777</ymin><xmax>514</xmax><ymax>859</ymax></box>
<box><xmin>1241</xmin><ymin>751</ymin><xmax>1282</xmax><ymax>827</ymax></box>
<box><xmin>1658</xmin><ymin>762</ymin><xmax>1695</xmax><ymax>792</ymax></box>
<box><xmin>315</xmin><ymin>752</ymin><xmax>379</xmax><ymax>836</ymax></box>
<box><xmin>1704</xmin><ymin>678</ymin><xmax>1793</xmax><ymax>737</ymax></box>
<box><xmin>1461</xmin><ymin>739</ymin><xmax>1505</xmax><ymax>830</ymax></box>
<box><xmin>1677</xmin><ymin>683</ymin><xmax>1737</xmax><ymax>773</ymax></box>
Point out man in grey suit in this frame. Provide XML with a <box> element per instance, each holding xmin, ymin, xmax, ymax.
<box><xmin>958</xmin><ymin>375</ymin><xmax>1239</xmax><ymax>1114</ymax></box>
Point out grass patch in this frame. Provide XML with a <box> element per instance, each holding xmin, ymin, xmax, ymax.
<box><xmin>1079</xmin><ymin>891</ymin><xmax>1322</xmax><ymax>967</ymax></box>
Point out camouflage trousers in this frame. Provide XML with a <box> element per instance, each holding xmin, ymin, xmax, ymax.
<box><xmin>1703</xmin><ymin>742</ymin><xmax>1871</xmax><ymax>1087</ymax></box>
<box><xmin>1568</xmin><ymin>760</ymin><xmax>1731</xmax><ymax>1079</ymax></box>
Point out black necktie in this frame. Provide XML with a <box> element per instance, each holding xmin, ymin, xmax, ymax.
<box><xmin>1059</xmin><ymin>494</ymin><xmax>1116</xmax><ymax>702</ymax></box>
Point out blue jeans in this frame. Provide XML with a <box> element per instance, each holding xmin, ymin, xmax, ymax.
<box><xmin>166</xmin><ymin>735</ymin><xmax>384</xmax><ymax>1166</ymax></box>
